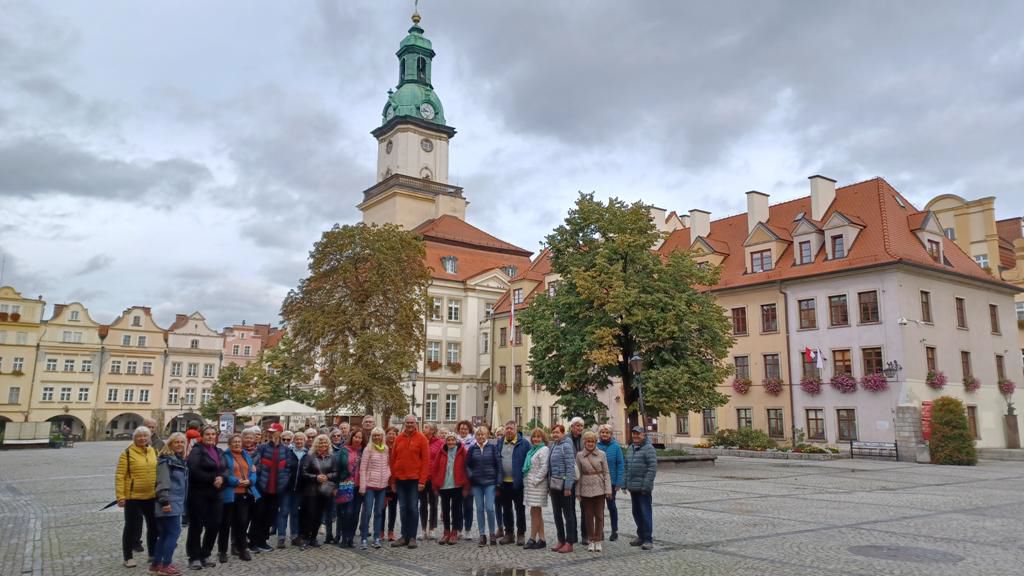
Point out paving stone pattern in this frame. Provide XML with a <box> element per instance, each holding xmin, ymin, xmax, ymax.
<box><xmin>2</xmin><ymin>442</ymin><xmax>1024</xmax><ymax>575</ymax></box>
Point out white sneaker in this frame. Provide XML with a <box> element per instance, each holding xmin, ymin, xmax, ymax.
<box><xmin>123</xmin><ymin>559</ymin><xmax>137</xmax><ymax>568</ymax></box>
<box><xmin>463</xmin><ymin>531</ymin><xmax>473</xmax><ymax>541</ymax></box>
<box><xmin>426</xmin><ymin>529</ymin><xmax>434</xmax><ymax>540</ymax></box>
<box><xmin>587</xmin><ymin>542</ymin><xmax>595</xmax><ymax>552</ymax></box>
<box><xmin>596</xmin><ymin>542</ymin><xmax>603</xmax><ymax>553</ymax></box>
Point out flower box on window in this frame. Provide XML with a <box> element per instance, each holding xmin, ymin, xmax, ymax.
<box><xmin>427</xmin><ymin>360</ymin><xmax>442</xmax><ymax>372</ymax></box>
<box><xmin>860</xmin><ymin>373</ymin><xmax>889</xmax><ymax>393</ymax></box>
<box><xmin>9</xmin><ymin>312</ymin><xmax>20</xmax><ymax>322</ymax></box>
<box><xmin>731</xmin><ymin>378</ymin><xmax>752</xmax><ymax>395</ymax></box>
<box><xmin>998</xmin><ymin>378</ymin><xmax>1016</xmax><ymax>396</ymax></box>
<box><xmin>799</xmin><ymin>376</ymin><xmax>822</xmax><ymax>396</ymax></box>
<box><xmin>830</xmin><ymin>373</ymin><xmax>857</xmax><ymax>394</ymax></box>
<box><xmin>447</xmin><ymin>362</ymin><xmax>462</xmax><ymax>374</ymax></box>
<box><xmin>964</xmin><ymin>376</ymin><xmax>980</xmax><ymax>393</ymax></box>
<box><xmin>762</xmin><ymin>378</ymin><xmax>784</xmax><ymax>396</ymax></box>
<box><xmin>925</xmin><ymin>370</ymin><xmax>947</xmax><ymax>390</ymax></box>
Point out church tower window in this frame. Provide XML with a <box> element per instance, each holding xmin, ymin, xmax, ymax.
<box><xmin>417</xmin><ymin>57</ymin><xmax>427</xmax><ymax>82</ymax></box>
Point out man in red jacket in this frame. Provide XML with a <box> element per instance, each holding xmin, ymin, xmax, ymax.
<box><xmin>390</xmin><ymin>414</ymin><xmax>429</xmax><ymax>548</ymax></box>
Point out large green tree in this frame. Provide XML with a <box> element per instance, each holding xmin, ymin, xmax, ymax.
<box><xmin>281</xmin><ymin>223</ymin><xmax>431</xmax><ymax>418</ymax></box>
<box><xmin>520</xmin><ymin>194</ymin><xmax>733</xmax><ymax>430</ymax></box>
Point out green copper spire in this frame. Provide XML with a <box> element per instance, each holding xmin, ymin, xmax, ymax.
<box><xmin>380</xmin><ymin>10</ymin><xmax>447</xmax><ymax>127</ymax></box>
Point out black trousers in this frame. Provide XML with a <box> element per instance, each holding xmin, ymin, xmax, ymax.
<box><xmin>498</xmin><ymin>482</ymin><xmax>526</xmax><ymax>536</ymax></box>
<box><xmin>549</xmin><ymin>488</ymin><xmax>578</xmax><ymax>544</ymax></box>
<box><xmin>186</xmin><ymin>492</ymin><xmax>222</xmax><ymax>562</ymax></box>
<box><xmin>218</xmin><ymin>495</ymin><xmax>253</xmax><ymax>554</ymax></box>
<box><xmin>301</xmin><ymin>492</ymin><xmax>331</xmax><ymax>542</ymax></box>
<box><xmin>249</xmin><ymin>492</ymin><xmax>279</xmax><ymax>546</ymax></box>
<box><xmin>419</xmin><ymin>480</ymin><xmax>438</xmax><ymax>530</ymax></box>
<box><xmin>122</xmin><ymin>499</ymin><xmax>157</xmax><ymax>561</ymax></box>
<box><xmin>439</xmin><ymin>488</ymin><xmax>463</xmax><ymax>533</ymax></box>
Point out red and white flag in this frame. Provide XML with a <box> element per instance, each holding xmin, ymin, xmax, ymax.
<box><xmin>509</xmin><ymin>297</ymin><xmax>515</xmax><ymax>346</ymax></box>
<box><xmin>804</xmin><ymin>347</ymin><xmax>814</xmax><ymax>363</ymax></box>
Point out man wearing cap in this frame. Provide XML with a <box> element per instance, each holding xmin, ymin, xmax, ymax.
<box><xmin>624</xmin><ymin>425</ymin><xmax>657</xmax><ymax>550</ymax></box>
<box><xmin>250</xmin><ymin>422</ymin><xmax>291</xmax><ymax>551</ymax></box>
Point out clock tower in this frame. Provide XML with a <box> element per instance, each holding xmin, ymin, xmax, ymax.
<box><xmin>359</xmin><ymin>11</ymin><xmax>466</xmax><ymax>229</ymax></box>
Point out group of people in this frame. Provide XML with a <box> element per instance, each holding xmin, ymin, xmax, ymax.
<box><xmin>113</xmin><ymin>414</ymin><xmax>658</xmax><ymax>575</ymax></box>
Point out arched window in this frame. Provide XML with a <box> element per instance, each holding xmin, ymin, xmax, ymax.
<box><xmin>417</xmin><ymin>57</ymin><xmax>426</xmax><ymax>82</ymax></box>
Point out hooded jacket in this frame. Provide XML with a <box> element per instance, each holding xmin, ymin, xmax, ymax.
<box><xmin>115</xmin><ymin>443</ymin><xmax>158</xmax><ymax>501</ymax></box>
<box><xmin>597</xmin><ymin>437</ymin><xmax>625</xmax><ymax>488</ymax></box>
<box><xmin>154</xmin><ymin>454</ymin><xmax>188</xmax><ymax>517</ymax></box>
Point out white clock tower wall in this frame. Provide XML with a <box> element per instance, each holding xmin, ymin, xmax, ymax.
<box><xmin>377</xmin><ymin>125</ymin><xmax>450</xmax><ymax>184</ymax></box>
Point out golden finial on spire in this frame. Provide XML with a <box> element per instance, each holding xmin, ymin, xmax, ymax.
<box><xmin>411</xmin><ymin>0</ymin><xmax>421</xmax><ymax>25</ymax></box>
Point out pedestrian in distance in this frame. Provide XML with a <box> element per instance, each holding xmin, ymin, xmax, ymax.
<box><xmin>152</xmin><ymin>432</ymin><xmax>188</xmax><ymax>576</ymax></box>
<box><xmin>218</xmin><ymin>434</ymin><xmax>259</xmax><ymax>564</ymax></box>
<box><xmin>521</xmin><ymin>427</ymin><xmax>550</xmax><ymax>550</ymax></box>
<box><xmin>466</xmin><ymin>424</ymin><xmax>501</xmax><ymax>547</ymax></box>
<box><xmin>389</xmin><ymin>415</ymin><xmax>430</xmax><ymax>549</ymax></box>
<box><xmin>624</xmin><ymin>425</ymin><xmax>657</xmax><ymax>550</ymax></box>
<box><xmin>419</xmin><ymin>423</ymin><xmax>445</xmax><ymax>541</ymax></box>
<box><xmin>280</xmin><ymin>431</ymin><xmax>307</xmax><ymax>547</ymax></box>
<box><xmin>116</xmin><ymin>425</ymin><xmax>159</xmax><ymax>568</ymax></box>
<box><xmin>430</xmin><ymin>431</ymin><xmax>468</xmax><ymax>545</ymax></box>
<box><xmin>185</xmin><ymin>425</ymin><xmax>227</xmax><ymax>570</ymax></box>
<box><xmin>596</xmin><ymin>424</ymin><xmax>624</xmax><ymax>541</ymax></box>
<box><xmin>358</xmin><ymin>427</ymin><xmax>391</xmax><ymax>550</ymax></box>
<box><xmin>547</xmin><ymin>424</ymin><xmax>577</xmax><ymax>554</ymax></box>
<box><xmin>143</xmin><ymin>418</ymin><xmax>164</xmax><ymax>451</ymax></box>
<box><xmin>496</xmin><ymin>420</ymin><xmax>529</xmax><ymax>545</ymax></box>
<box><xmin>577</xmin><ymin>431</ymin><xmax>612</xmax><ymax>553</ymax></box>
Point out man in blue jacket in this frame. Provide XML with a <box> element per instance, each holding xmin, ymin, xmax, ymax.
<box><xmin>496</xmin><ymin>421</ymin><xmax>530</xmax><ymax>545</ymax></box>
<box><xmin>624</xmin><ymin>426</ymin><xmax>657</xmax><ymax>550</ymax></box>
<box><xmin>249</xmin><ymin>423</ymin><xmax>291</xmax><ymax>552</ymax></box>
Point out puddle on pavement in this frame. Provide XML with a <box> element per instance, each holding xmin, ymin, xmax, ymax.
<box><xmin>471</xmin><ymin>565</ymin><xmax>548</xmax><ymax>569</ymax></box>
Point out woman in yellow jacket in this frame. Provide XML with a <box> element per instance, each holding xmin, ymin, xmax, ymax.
<box><xmin>116</xmin><ymin>425</ymin><xmax>159</xmax><ymax>567</ymax></box>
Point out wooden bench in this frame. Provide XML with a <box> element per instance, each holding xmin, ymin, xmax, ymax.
<box><xmin>850</xmin><ymin>440</ymin><xmax>898</xmax><ymax>461</ymax></box>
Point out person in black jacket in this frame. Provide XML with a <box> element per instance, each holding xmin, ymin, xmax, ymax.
<box><xmin>299</xmin><ymin>434</ymin><xmax>339</xmax><ymax>548</ymax></box>
<box><xmin>185</xmin><ymin>425</ymin><xmax>227</xmax><ymax>570</ymax></box>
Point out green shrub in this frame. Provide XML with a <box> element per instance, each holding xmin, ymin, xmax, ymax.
<box><xmin>656</xmin><ymin>448</ymin><xmax>689</xmax><ymax>457</ymax></box>
<box><xmin>930</xmin><ymin>396</ymin><xmax>977</xmax><ymax>465</ymax></box>
<box><xmin>711</xmin><ymin>428</ymin><xmax>777</xmax><ymax>450</ymax></box>
<box><xmin>794</xmin><ymin>444</ymin><xmax>827</xmax><ymax>454</ymax></box>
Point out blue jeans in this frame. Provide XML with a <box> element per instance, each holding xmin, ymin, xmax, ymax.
<box><xmin>335</xmin><ymin>493</ymin><xmax>362</xmax><ymax>543</ymax></box>
<box><xmin>360</xmin><ymin>489</ymin><xmax>386</xmax><ymax>541</ymax></box>
<box><xmin>606</xmin><ymin>488</ymin><xmax>619</xmax><ymax>533</ymax></box>
<box><xmin>153</xmin><ymin>515</ymin><xmax>181</xmax><ymax>566</ymax></box>
<box><xmin>395</xmin><ymin>480</ymin><xmax>420</xmax><ymax>541</ymax></box>
<box><xmin>277</xmin><ymin>491</ymin><xmax>301</xmax><ymax>539</ymax></box>
<box><xmin>630</xmin><ymin>491</ymin><xmax>653</xmax><ymax>544</ymax></box>
<box><xmin>472</xmin><ymin>484</ymin><xmax>496</xmax><ymax>536</ymax></box>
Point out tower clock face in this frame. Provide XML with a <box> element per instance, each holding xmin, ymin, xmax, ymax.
<box><xmin>420</xmin><ymin>138</ymin><xmax>433</xmax><ymax>152</ymax></box>
<box><xmin>419</xmin><ymin>103</ymin><xmax>436</xmax><ymax>120</ymax></box>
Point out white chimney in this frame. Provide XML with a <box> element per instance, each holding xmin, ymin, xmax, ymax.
<box><xmin>809</xmin><ymin>175</ymin><xmax>836</xmax><ymax>221</ymax></box>
<box><xmin>746</xmin><ymin>191</ymin><xmax>769</xmax><ymax>233</ymax></box>
<box><xmin>689</xmin><ymin>209</ymin><xmax>710</xmax><ymax>239</ymax></box>
<box><xmin>680</xmin><ymin>214</ymin><xmax>691</xmax><ymax>228</ymax></box>
<box><xmin>648</xmin><ymin>206</ymin><xmax>668</xmax><ymax>233</ymax></box>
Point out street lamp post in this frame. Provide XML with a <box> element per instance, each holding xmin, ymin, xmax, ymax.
<box><xmin>629</xmin><ymin>354</ymin><xmax>648</xmax><ymax>431</ymax></box>
<box><xmin>407</xmin><ymin>368</ymin><xmax>420</xmax><ymax>417</ymax></box>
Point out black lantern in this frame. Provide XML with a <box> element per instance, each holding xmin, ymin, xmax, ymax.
<box><xmin>882</xmin><ymin>360</ymin><xmax>902</xmax><ymax>379</ymax></box>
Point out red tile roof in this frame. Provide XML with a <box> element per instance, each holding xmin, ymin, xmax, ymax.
<box><xmin>997</xmin><ymin>217</ymin><xmax>1022</xmax><ymax>270</ymax></box>
<box><xmin>416</xmin><ymin>215</ymin><xmax>534</xmax><ymax>282</ymax></box>
<box><xmin>661</xmin><ymin>177</ymin><xmax>1008</xmax><ymax>291</ymax></box>
<box><xmin>168</xmin><ymin>314</ymin><xmax>190</xmax><ymax>331</ymax></box>
<box><xmin>494</xmin><ymin>250</ymin><xmax>553</xmax><ymax>315</ymax></box>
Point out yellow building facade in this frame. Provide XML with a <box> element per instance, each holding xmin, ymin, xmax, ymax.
<box><xmin>0</xmin><ymin>286</ymin><xmax>46</xmax><ymax>431</ymax></box>
<box><xmin>94</xmin><ymin>306</ymin><xmax>167</xmax><ymax>438</ymax></box>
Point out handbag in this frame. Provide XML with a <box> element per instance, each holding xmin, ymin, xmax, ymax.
<box><xmin>314</xmin><ymin>455</ymin><xmax>336</xmax><ymax>498</ymax></box>
<box><xmin>335</xmin><ymin>480</ymin><xmax>355</xmax><ymax>504</ymax></box>
<box><xmin>549</xmin><ymin>476</ymin><xmax>565</xmax><ymax>491</ymax></box>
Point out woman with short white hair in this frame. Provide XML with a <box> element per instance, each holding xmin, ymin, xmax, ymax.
<box><xmin>115</xmin><ymin>426</ymin><xmax>158</xmax><ymax>567</ymax></box>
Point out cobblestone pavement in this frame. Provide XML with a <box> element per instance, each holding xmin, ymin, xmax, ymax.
<box><xmin>3</xmin><ymin>443</ymin><xmax>1024</xmax><ymax>575</ymax></box>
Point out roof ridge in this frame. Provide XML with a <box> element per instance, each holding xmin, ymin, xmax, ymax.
<box><xmin>876</xmin><ymin>179</ymin><xmax>897</xmax><ymax>260</ymax></box>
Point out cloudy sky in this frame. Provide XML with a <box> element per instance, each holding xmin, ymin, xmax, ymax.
<box><xmin>2</xmin><ymin>1</ymin><xmax>1022</xmax><ymax>329</ymax></box>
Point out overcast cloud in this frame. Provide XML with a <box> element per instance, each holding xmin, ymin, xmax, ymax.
<box><xmin>0</xmin><ymin>0</ymin><xmax>1021</xmax><ymax>329</ymax></box>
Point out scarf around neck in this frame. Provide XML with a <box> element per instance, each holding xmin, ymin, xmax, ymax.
<box><xmin>523</xmin><ymin>443</ymin><xmax>544</xmax><ymax>474</ymax></box>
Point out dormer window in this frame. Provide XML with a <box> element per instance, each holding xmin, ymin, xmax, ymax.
<box><xmin>190</xmin><ymin>339</ymin><xmax>199</xmax><ymax>349</ymax></box>
<box><xmin>441</xmin><ymin>256</ymin><xmax>458</xmax><ymax>274</ymax></box>
<box><xmin>927</xmin><ymin>240</ymin><xmax>941</xmax><ymax>262</ymax></box>
<box><xmin>799</xmin><ymin>241</ymin><xmax>812</xmax><ymax>264</ymax></box>
<box><xmin>751</xmin><ymin>249</ymin><xmax>772</xmax><ymax>273</ymax></box>
<box><xmin>501</xmin><ymin>265</ymin><xmax>517</xmax><ymax>277</ymax></box>
<box><xmin>512</xmin><ymin>289</ymin><xmax>524</xmax><ymax>305</ymax></box>
<box><xmin>132</xmin><ymin>316</ymin><xmax>141</xmax><ymax>327</ymax></box>
<box><xmin>70</xmin><ymin>310</ymin><xmax>80</xmax><ymax>321</ymax></box>
<box><xmin>831</xmin><ymin>235</ymin><xmax>846</xmax><ymax>259</ymax></box>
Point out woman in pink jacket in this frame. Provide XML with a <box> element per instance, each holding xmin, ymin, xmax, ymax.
<box><xmin>358</xmin><ymin>427</ymin><xmax>391</xmax><ymax>549</ymax></box>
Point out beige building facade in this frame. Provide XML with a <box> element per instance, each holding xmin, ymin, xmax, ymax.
<box><xmin>0</xmin><ymin>286</ymin><xmax>45</xmax><ymax>431</ymax></box>
<box><xmin>32</xmin><ymin>303</ymin><xmax>103</xmax><ymax>439</ymax></box>
<box><xmin>164</xmin><ymin>312</ymin><xmax>222</xmax><ymax>432</ymax></box>
<box><xmin>94</xmin><ymin>307</ymin><xmax>167</xmax><ymax>439</ymax></box>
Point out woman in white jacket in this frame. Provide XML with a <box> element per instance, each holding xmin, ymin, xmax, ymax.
<box><xmin>521</xmin><ymin>427</ymin><xmax>550</xmax><ymax>550</ymax></box>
